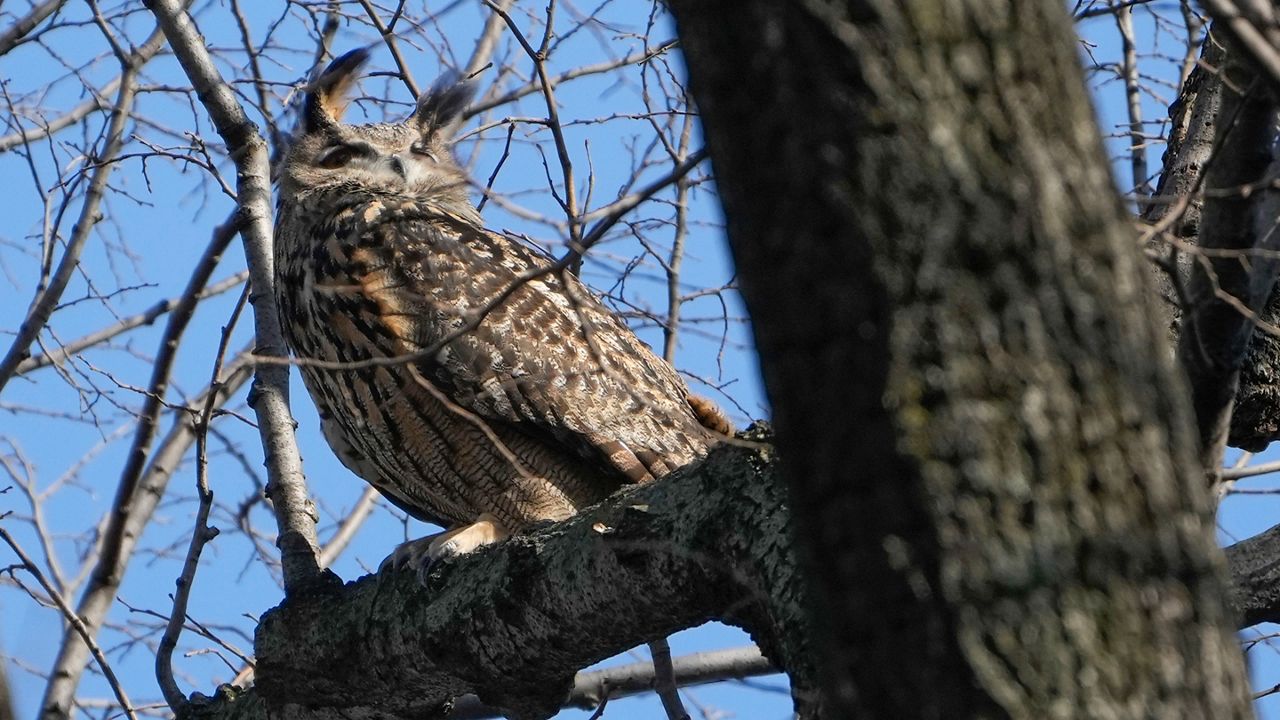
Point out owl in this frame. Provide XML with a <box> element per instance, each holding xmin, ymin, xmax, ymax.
<box><xmin>273</xmin><ymin>49</ymin><xmax>730</xmax><ymax>569</ymax></box>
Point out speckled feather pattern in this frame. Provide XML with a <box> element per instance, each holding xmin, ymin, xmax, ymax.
<box><xmin>274</xmin><ymin>185</ymin><xmax>717</xmax><ymax>532</ymax></box>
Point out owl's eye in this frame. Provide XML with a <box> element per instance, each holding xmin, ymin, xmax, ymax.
<box><xmin>409</xmin><ymin>142</ymin><xmax>438</xmax><ymax>162</ymax></box>
<box><xmin>316</xmin><ymin>144</ymin><xmax>366</xmax><ymax>169</ymax></box>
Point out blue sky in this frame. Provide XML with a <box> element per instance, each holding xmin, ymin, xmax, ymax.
<box><xmin>0</xmin><ymin>2</ymin><xmax>1275</xmax><ymax>719</ymax></box>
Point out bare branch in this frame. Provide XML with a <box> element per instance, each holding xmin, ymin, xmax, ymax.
<box><xmin>0</xmin><ymin>0</ymin><xmax>65</xmax><ymax>56</ymax></box>
<box><xmin>17</xmin><ymin>272</ymin><xmax>248</xmax><ymax>375</ymax></box>
<box><xmin>447</xmin><ymin>646</ymin><xmax>778</xmax><ymax>719</ymax></box>
<box><xmin>142</xmin><ymin>0</ymin><xmax>323</xmax><ymax>593</ymax></box>
<box><xmin>0</xmin><ymin>528</ymin><xmax>138</xmax><ymax>720</ymax></box>
<box><xmin>0</xmin><ymin>60</ymin><xmax>140</xmax><ymax>393</ymax></box>
<box><xmin>1114</xmin><ymin>1</ymin><xmax>1149</xmax><ymax>194</ymax></box>
<box><xmin>156</xmin><ymin>282</ymin><xmax>247</xmax><ymax>712</ymax></box>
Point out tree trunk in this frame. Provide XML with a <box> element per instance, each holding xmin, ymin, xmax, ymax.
<box><xmin>669</xmin><ymin>1</ymin><xmax>1254</xmax><ymax>717</ymax></box>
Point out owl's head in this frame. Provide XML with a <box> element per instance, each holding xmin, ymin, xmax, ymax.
<box><xmin>281</xmin><ymin>49</ymin><xmax>475</xmax><ymax>209</ymax></box>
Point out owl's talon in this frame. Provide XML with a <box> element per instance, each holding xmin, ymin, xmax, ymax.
<box><xmin>426</xmin><ymin>513</ymin><xmax>509</xmax><ymax>559</ymax></box>
<box><xmin>379</xmin><ymin>514</ymin><xmax>511</xmax><ymax>581</ymax></box>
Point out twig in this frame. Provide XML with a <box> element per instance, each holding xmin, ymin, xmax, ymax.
<box><xmin>484</xmin><ymin>0</ymin><xmax>583</xmax><ymax>261</ymax></box>
<box><xmin>466</xmin><ymin>40</ymin><xmax>680</xmax><ymax>117</ymax></box>
<box><xmin>0</xmin><ymin>528</ymin><xmax>139</xmax><ymax>720</ymax></box>
<box><xmin>155</xmin><ymin>280</ymin><xmax>248</xmax><ymax>712</ymax></box>
<box><xmin>0</xmin><ymin>57</ymin><xmax>140</xmax><ymax>393</ymax></box>
<box><xmin>356</xmin><ymin>0</ymin><xmax>420</xmax><ymax>97</ymax></box>
<box><xmin>648</xmin><ymin>637</ymin><xmax>690</xmax><ymax>720</ymax></box>
<box><xmin>463</xmin><ymin>0</ymin><xmax>515</xmax><ymax>79</ymax></box>
<box><xmin>17</xmin><ymin>271</ymin><xmax>248</xmax><ymax>375</ymax></box>
<box><xmin>576</xmin><ymin>148</ymin><xmax>708</xmax><ymax>254</ymax></box>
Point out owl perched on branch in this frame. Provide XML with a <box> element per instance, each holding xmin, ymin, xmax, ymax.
<box><xmin>273</xmin><ymin>50</ymin><xmax>730</xmax><ymax>568</ymax></box>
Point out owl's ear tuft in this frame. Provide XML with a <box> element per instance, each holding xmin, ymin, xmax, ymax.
<box><xmin>410</xmin><ymin>73</ymin><xmax>475</xmax><ymax>141</ymax></box>
<box><xmin>304</xmin><ymin>48</ymin><xmax>372</xmax><ymax>133</ymax></box>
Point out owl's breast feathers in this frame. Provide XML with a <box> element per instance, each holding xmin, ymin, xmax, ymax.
<box><xmin>274</xmin><ymin>190</ymin><xmax>720</xmax><ymax>529</ymax></box>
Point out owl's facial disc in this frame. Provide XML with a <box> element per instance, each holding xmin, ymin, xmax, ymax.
<box><xmin>308</xmin><ymin>136</ymin><xmax>453</xmax><ymax>194</ymax></box>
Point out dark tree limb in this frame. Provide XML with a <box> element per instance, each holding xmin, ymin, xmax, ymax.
<box><xmin>1141</xmin><ymin>29</ymin><xmax>1225</xmax><ymax>340</ymax></box>
<box><xmin>1175</xmin><ymin>30</ymin><xmax>1280</xmax><ymax>472</ymax></box>
<box><xmin>1200</xmin><ymin>0</ymin><xmax>1280</xmax><ymax>93</ymax></box>
<box><xmin>181</xmin><ymin>433</ymin><xmax>814</xmax><ymax>720</ymax></box>
<box><xmin>1144</xmin><ymin>23</ymin><xmax>1280</xmax><ymax>454</ymax></box>
<box><xmin>1226</xmin><ymin>526</ymin><xmax>1280</xmax><ymax>628</ymax></box>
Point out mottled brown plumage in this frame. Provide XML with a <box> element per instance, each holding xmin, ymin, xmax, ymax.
<box><xmin>274</xmin><ymin>50</ymin><xmax>727</xmax><ymax>562</ymax></box>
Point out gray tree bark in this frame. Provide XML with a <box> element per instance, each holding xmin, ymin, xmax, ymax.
<box><xmin>668</xmin><ymin>0</ymin><xmax>1253</xmax><ymax>717</ymax></box>
<box><xmin>183</xmin><ymin>430</ymin><xmax>817</xmax><ymax>720</ymax></box>
<box><xmin>1144</xmin><ymin>25</ymin><xmax>1280</xmax><ymax>455</ymax></box>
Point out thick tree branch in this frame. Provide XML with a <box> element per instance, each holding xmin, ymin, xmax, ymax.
<box><xmin>1176</xmin><ymin>31</ymin><xmax>1280</xmax><ymax>475</ymax></box>
<box><xmin>180</xmin><ymin>433</ymin><xmax>811</xmax><ymax>720</ymax></box>
<box><xmin>1148</xmin><ymin>25</ymin><xmax>1280</xmax><ymax>454</ymax></box>
<box><xmin>1141</xmin><ymin>29</ymin><xmax>1225</xmax><ymax>346</ymax></box>
<box><xmin>1199</xmin><ymin>0</ymin><xmax>1280</xmax><ymax>92</ymax></box>
<box><xmin>1226</xmin><ymin>526</ymin><xmax>1280</xmax><ymax>627</ymax></box>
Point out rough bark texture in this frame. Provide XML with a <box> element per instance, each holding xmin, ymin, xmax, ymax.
<box><xmin>669</xmin><ymin>1</ymin><xmax>1252</xmax><ymax>718</ymax></box>
<box><xmin>183</xmin><ymin>431</ymin><xmax>817</xmax><ymax>720</ymax></box>
<box><xmin>1226</xmin><ymin>524</ymin><xmax>1280</xmax><ymax>627</ymax></box>
<box><xmin>1142</xmin><ymin>31</ymin><xmax>1225</xmax><ymax>344</ymax></box>
<box><xmin>1233</xmin><ymin>228</ymin><xmax>1280</xmax><ymax>450</ymax></box>
<box><xmin>1144</xmin><ymin>26</ymin><xmax>1280</xmax><ymax>452</ymax></box>
<box><xmin>1175</xmin><ymin>32</ymin><xmax>1279</xmax><ymax>464</ymax></box>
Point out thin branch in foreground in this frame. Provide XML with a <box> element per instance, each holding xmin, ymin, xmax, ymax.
<box><xmin>647</xmin><ymin>637</ymin><xmax>690</xmax><ymax>720</ymax></box>
<box><xmin>156</xmin><ymin>279</ymin><xmax>248</xmax><ymax>712</ymax></box>
<box><xmin>17</xmin><ymin>271</ymin><xmax>248</xmax><ymax>375</ymax></box>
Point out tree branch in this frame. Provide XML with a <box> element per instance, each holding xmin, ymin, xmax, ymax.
<box><xmin>1199</xmin><ymin>0</ymin><xmax>1280</xmax><ymax>93</ymax></box>
<box><xmin>1175</xmin><ymin>29</ymin><xmax>1280</xmax><ymax>476</ymax></box>
<box><xmin>142</xmin><ymin>0</ymin><xmax>324</xmax><ymax>593</ymax></box>
<box><xmin>39</xmin><ymin>356</ymin><xmax>252</xmax><ymax>720</ymax></box>
<box><xmin>447</xmin><ymin>646</ymin><xmax>777</xmax><ymax>719</ymax></box>
<box><xmin>0</xmin><ymin>0</ymin><xmax>65</xmax><ymax>56</ymax></box>
<box><xmin>181</xmin><ymin>432</ymin><xmax>813</xmax><ymax>720</ymax></box>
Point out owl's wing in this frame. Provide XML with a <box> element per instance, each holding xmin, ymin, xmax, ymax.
<box><xmin>357</xmin><ymin>206</ymin><xmax>713</xmax><ymax>484</ymax></box>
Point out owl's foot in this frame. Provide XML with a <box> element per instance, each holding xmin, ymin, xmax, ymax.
<box><xmin>380</xmin><ymin>513</ymin><xmax>511</xmax><ymax>577</ymax></box>
<box><xmin>428</xmin><ymin>513</ymin><xmax>511</xmax><ymax>559</ymax></box>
